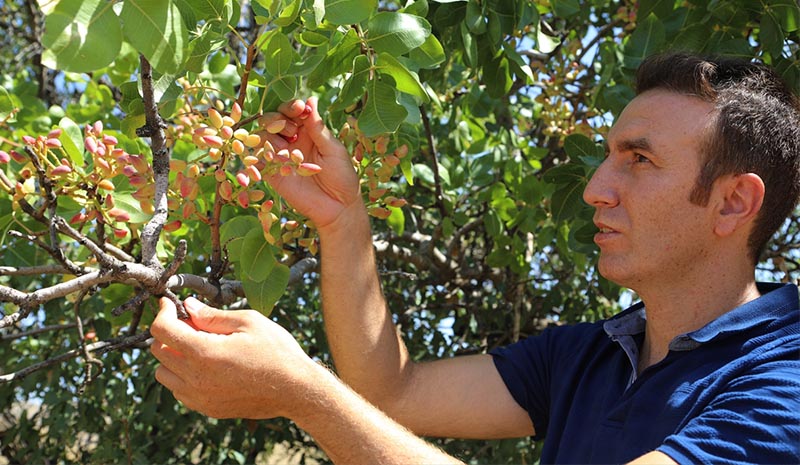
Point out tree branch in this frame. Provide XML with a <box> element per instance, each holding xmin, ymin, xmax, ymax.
<box><xmin>0</xmin><ymin>331</ymin><xmax>152</xmax><ymax>384</ymax></box>
<box><xmin>137</xmin><ymin>55</ymin><xmax>171</xmax><ymax>268</ymax></box>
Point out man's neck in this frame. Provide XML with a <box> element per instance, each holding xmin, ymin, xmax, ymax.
<box><xmin>634</xmin><ymin>266</ymin><xmax>761</xmax><ymax>374</ymax></box>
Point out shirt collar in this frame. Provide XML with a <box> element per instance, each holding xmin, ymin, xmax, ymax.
<box><xmin>603</xmin><ymin>283</ymin><xmax>799</xmax><ymax>351</ymax></box>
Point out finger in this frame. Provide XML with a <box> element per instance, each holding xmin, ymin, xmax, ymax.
<box><xmin>278</xmin><ymin>99</ymin><xmax>307</xmax><ymax>119</ymax></box>
<box><xmin>150</xmin><ymin>297</ymin><xmax>204</xmax><ymax>356</ymax></box>
<box><xmin>154</xmin><ymin>364</ymin><xmax>186</xmax><ymax>392</ymax></box>
<box><xmin>303</xmin><ymin>97</ymin><xmax>347</xmax><ymax>159</ymax></box>
<box><xmin>183</xmin><ymin>297</ymin><xmax>248</xmax><ymax>335</ymax></box>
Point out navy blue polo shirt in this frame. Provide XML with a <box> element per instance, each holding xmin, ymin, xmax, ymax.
<box><xmin>490</xmin><ymin>283</ymin><xmax>800</xmax><ymax>464</ymax></box>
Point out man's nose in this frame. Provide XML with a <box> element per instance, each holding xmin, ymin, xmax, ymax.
<box><xmin>582</xmin><ymin>160</ymin><xmax>619</xmax><ymax>208</ymax></box>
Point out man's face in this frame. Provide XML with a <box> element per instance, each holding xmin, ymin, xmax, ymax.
<box><xmin>583</xmin><ymin>90</ymin><xmax>719</xmax><ymax>290</ymax></box>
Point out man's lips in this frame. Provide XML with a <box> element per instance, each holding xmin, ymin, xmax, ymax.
<box><xmin>593</xmin><ymin>222</ymin><xmax>620</xmax><ymax>244</ymax></box>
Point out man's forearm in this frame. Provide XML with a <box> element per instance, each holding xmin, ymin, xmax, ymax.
<box><xmin>318</xmin><ymin>201</ymin><xmax>412</xmax><ymax>405</ymax></box>
<box><xmin>294</xmin><ymin>365</ymin><xmax>461</xmax><ymax>465</ymax></box>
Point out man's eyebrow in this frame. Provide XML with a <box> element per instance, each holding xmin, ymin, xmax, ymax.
<box><xmin>603</xmin><ymin>137</ymin><xmax>654</xmax><ymax>155</ymax></box>
<box><xmin>617</xmin><ymin>137</ymin><xmax>653</xmax><ymax>153</ymax></box>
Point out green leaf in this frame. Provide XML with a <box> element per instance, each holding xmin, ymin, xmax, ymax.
<box><xmin>120</xmin><ymin>0</ymin><xmax>188</xmax><ymax>74</ymax></box>
<box><xmin>239</xmin><ymin>228</ymin><xmax>278</xmax><ymax>282</ymax></box>
<box><xmin>274</xmin><ymin>0</ymin><xmax>302</xmax><ymax>26</ymax></box>
<box><xmin>638</xmin><ymin>0</ymin><xmax>674</xmax><ymax>20</ymax></box>
<box><xmin>358</xmin><ymin>78</ymin><xmax>408</xmax><ymax>137</ymax></box>
<box><xmin>324</xmin><ymin>0</ymin><xmax>376</xmax><ymax>25</ymax></box>
<box><xmin>0</xmin><ymin>86</ymin><xmax>21</xmax><ymax>122</ymax></box>
<box><xmin>262</xmin><ymin>31</ymin><xmax>295</xmax><ymax>76</ymax></box>
<box><xmin>564</xmin><ymin>134</ymin><xmax>603</xmax><ymax>160</ymax></box>
<box><xmin>551</xmin><ymin>0</ymin><xmax>580</xmax><ymax>18</ymax></box>
<box><xmin>241</xmin><ymin>263</ymin><xmax>290</xmax><ymax>316</ymax></box>
<box><xmin>386</xmin><ymin>206</ymin><xmax>405</xmax><ymax>235</ymax></box>
<box><xmin>57</xmin><ymin>117</ymin><xmax>85</xmax><ymax>165</ymax></box>
<box><xmin>622</xmin><ymin>14</ymin><xmax>665</xmax><ymax>69</ymax></box>
<box><xmin>307</xmin><ymin>29</ymin><xmax>361</xmax><ymax>88</ymax></box>
<box><xmin>41</xmin><ymin>0</ymin><xmax>123</xmax><ymax>73</ymax></box>
<box><xmin>366</xmin><ymin>12</ymin><xmax>431</xmax><ymax>56</ymax></box>
<box><xmin>409</xmin><ymin>33</ymin><xmax>446</xmax><ymax>69</ymax></box>
<box><xmin>375</xmin><ymin>53</ymin><xmax>428</xmax><ymax>100</ymax></box>
<box><xmin>333</xmin><ymin>55</ymin><xmax>370</xmax><ymax>110</ymax></box>
<box><xmin>220</xmin><ymin>216</ymin><xmax>261</xmax><ymax>263</ymax></box>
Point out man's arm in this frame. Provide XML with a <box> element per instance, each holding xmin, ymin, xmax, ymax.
<box><xmin>316</xmin><ymin>203</ymin><xmax>533</xmax><ymax>439</ymax></box>
<box><xmin>150</xmin><ymin>297</ymin><xmax>462</xmax><ymax>465</ymax></box>
<box><xmin>262</xmin><ymin>98</ymin><xmax>534</xmax><ymax>439</ymax></box>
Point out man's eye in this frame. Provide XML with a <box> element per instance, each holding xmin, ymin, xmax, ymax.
<box><xmin>633</xmin><ymin>153</ymin><xmax>650</xmax><ymax>163</ymax></box>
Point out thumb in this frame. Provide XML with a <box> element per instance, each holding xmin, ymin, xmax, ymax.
<box><xmin>183</xmin><ymin>297</ymin><xmax>245</xmax><ymax>335</ymax></box>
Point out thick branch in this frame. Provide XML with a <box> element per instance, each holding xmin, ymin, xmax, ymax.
<box><xmin>137</xmin><ymin>55</ymin><xmax>171</xmax><ymax>267</ymax></box>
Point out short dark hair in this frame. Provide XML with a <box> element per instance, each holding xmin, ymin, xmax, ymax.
<box><xmin>635</xmin><ymin>52</ymin><xmax>800</xmax><ymax>264</ymax></box>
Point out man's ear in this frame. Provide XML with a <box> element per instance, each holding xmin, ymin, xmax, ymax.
<box><xmin>714</xmin><ymin>173</ymin><xmax>765</xmax><ymax>237</ymax></box>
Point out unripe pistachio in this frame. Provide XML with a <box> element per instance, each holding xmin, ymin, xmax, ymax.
<box><xmin>214</xmin><ymin>169</ymin><xmax>227</xmax><ymax>182</ymax></box>
<box><xmin>0</xmin><ymin>151</ymin><xmax>9</xmax><ymax>163</ymax></box>
<box><xmin>140</xmin><ymin>200</ymin><xmax>155</xmax><ymax>215</ymax></box>
<box><xmin>222</xmin><ymin>116</ymin><xmax>235</xmax><ymax>127</ymax></box>
<box><xmin>231</xmin><ymin>102</ymin><xmax>242</xmax><ymax>123</ymax></box>
<box><xmin>265</xmin><ymin>119</ymin><xmax>286</xmax><ymax>134</ymax></box>
<box><xmin>102</xmin><ymin>135</ymin><xmax>118</xmax><ymax>146</ymax></box>
<box><xmin>232</xmin><ymin>139</ymin><xmax>245</xmax><ymax>155</ymax></box>
<box><xmin>9</xmin><ymin>150</ymin><xmax>25</xmax><ymax>163</ymax></box>
<box><xmin>70</xmin><ymin>212</ymin><xmax>88</xmax><ymax>224</ymax></box>
<box><xmin>296</xmin><ymin>162</ymin><xmax>322</xmax><ymax>177</ymax></box>
<box><xmin>279</xmin><ymin>164</ymin><xmax>294</xmax><ymax>176</ymax></box>
<box><xmin>50</xmin><ymin>164</ymin><xmax>72</xmax><ymax>175</ymax></box>
<box><xmin>202</xmin><ymin>135</ymin><xmax>224</xmax><ymax>148</ymax></box>
<box><xmin>248</xmin><ymin>189</ymin><xmax>265</xmax><ymax>202</ymax></box>
<box><xmin>395</xmin><ymin>144</ymin><xmax>409</xmax><ymax>158</ymax></box>
<box><xmin>246</xmin><ymin>165</ymin><xmax>262</xmax><ymax>182</ymax></box>
<box><xmin>186</xmin><ymin>163</ymin><xmax>201</xmax><ymax>178</ymax></box>
<box><xmin>220</xmin><ymin>126</ymin><xmax>234</xmax><ymax>140</ymax></box>
<box><xmin>236</xmin><ymin>171</ymin><xmax>250</xmax><ymax>187</ymax></box>
<box><xmin>243</xmin><ymin>155</ymin><xmax>259</xmax><ymax>166</ymax></box>
<box><xmin>275</xmin><ymin>149</ymin><xmax>291</xmax><ymax>163</ymax></box>
<box><xmin>234</xmin><ymin>128</ymin><xmax>249</xmax><ymax>141</ymax></box>
<box><xmin>219</xmin><ymin>180</ymin><xmax>234</xmax><ymax>201</ymax></box>
<box><xmin>208</xmin><ymin>108</ymin><xmax>224</xmax><ymax>129</ymax></box>
<box><xmin>107</xmin><ymin>207</ymin><xmax>130</xmax><ymax>222</ymax></box>
<box><xmin>290</xmin><ymin>149</ymin><xmax>304</xmax><ymax>164</ymax></box>
<box><xmin>237</xmin><ymin>190</ymin><xmax>250</xmax><ymax>208</ymax></box>
<box><xmin>85</xmin><ymin>136</ymin><xmax>98</xmax><ymax>154</ymax></box>
<box><xmin>170</xmin><ymin>159</ymin><xmax>187</xmax><ymax>172</ymax></box>
<box><xmin>182</xmin><ymin>202</ymin><xmax>196</xmax><ymax>219</ymax></box>
<box><xmin>208</xmin><ymin>148</ymin><xmax>222</xmax><ymax>161</ymax></box>
<box><xmin>245</xmin><ymin>133</ymin><xmax>261</xmax><ymax>148</ymax></box>
<box><xmin>46</xmin><ymin>138</ymin><xmax>62</xmax><ymax>148</ymax></box>
<box><xmin>113</xmin><ymin>228</ymin><xmax>128</xmax><ymax>239</ymax></box>
<box><xmin>48</xmin><ymin>128</ymin><xmax>63</xmax><ymax>139</ymax></box>
<box><xmin>383</xmin><ymin>154</ymin><xmax>400</xmax><ymax>167</ymax></box>
<box><xmin>368</xmin><ymin>206</ymin><xmax>392</xmax><ymax>219</ymax></box>
<box><xmin>163</xmin><ymin>220</ymin><xmax>182</xmax><ymax>232</ymax></box>
<box><xmin>97</xmin><ymin>179</ymin><xmax>115</xmax><ymax>191</ymax></box>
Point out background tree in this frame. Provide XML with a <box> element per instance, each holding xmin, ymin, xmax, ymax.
<box><xmin>0</xmin><ymin>0</ymin><xmax>798</xmax><ymax>463</ymax></box>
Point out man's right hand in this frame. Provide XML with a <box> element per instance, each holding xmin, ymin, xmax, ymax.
<box><xmin>259</xmin><ymin>96</ymin><xmax>362</xmax><ymax>231</ymax></box>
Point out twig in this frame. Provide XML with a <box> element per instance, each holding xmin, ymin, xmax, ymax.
<box><xmin>0</xmin><ymin>331</ymin><xmax>153</xmax><ymax>384</ymax></box>
<box><xmin>419</xmin><ymin>105</ymin><xmax>447</xmax><ymax>218</ymax></box>
<box><xmin>73</xmin><ymin>289</ymin><xmax>103</xmax><ymax>394</ymax></box>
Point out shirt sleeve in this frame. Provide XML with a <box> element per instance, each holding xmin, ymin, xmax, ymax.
<box><xmin>489</xmin><ymin>323</ymin><xmax>599</xmax><ymax>440</ymax></box>
<box><xmin>658</xmin><ymin>360</ymin><xmax>800</xmax><ymax>465</ymax></box>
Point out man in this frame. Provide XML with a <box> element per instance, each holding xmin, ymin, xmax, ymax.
<box><xmin>150</xmin><ymin>52</ymin><xmax>800</xmax><ymax>464</ymax></box>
